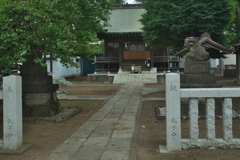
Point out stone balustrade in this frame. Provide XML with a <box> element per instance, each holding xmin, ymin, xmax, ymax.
<box><xmin>165</xmin><ymin>73</ymin><xmax>240</xmax><ymax>151</ymax></box>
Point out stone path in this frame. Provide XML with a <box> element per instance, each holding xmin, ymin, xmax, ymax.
<box><xmin>57</xmin><ymin>94</ymin><xmax>112</xmax><ymax>100</ymax></box>
<box><xmin>112</xmin><ymin>73</ymin><xmax>162</xmax><ymax>84</ymax></box>
<box><xmin>41</xmin><ymin>83</ymin><xmax>143</xmax><ymax>160</ymax></box>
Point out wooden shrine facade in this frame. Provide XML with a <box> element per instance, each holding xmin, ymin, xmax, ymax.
<box><xmin>95</xmin><ymin>32</ymin><xmax>179</xmax><ymax>73</ymax></box>
<box><xmin>95</xmin><ymin>4</ymin><xmax>179</xmax><ymax>73</ymax></box>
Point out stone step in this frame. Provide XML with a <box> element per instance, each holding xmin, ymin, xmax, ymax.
<box><xmin>122</xmin><ymin>60</ymin><xmax>150</xmax><ymax>72</ymax></box>
<box><xmin>113</xmin><ymin>74</ymin><xmax>159</xmax><ymax>84</ymax></box>
<box><xmin>122</xmin><ymin>65</ymin><xmax>150</xmax><ymax>71</ymax></box>
<box><xmin>53</xmin><ymin>77</ymin><xmax>73</xmax><ymax>86</ymax></box>
<box><xmin>61</xmin><ymin>81</ymin><xmax>73</xmax><ymax>86</ymax></box>
<box><xmin>115</xmin><ymin>76</ymin><xmax>157</xmax><ymax>79</ymax></box>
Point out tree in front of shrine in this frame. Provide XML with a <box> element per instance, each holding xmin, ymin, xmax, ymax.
<box><xmin>140</xmin><ymin>0</ymin><xmax>236</xmax><ymax>51</ymax></box>
<box><xmin>115</xmin><ymin>0</ymin><xmax>126</xmax><ymax>4</ymax></box>
<box><xmin>0</xmin><ymin>0</ymin><xmax>115</xmax><ymax>74</ymax></box>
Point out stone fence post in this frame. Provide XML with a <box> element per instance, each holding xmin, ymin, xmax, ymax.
<box><xmin>165</xmin><ymin>73</ymin><xmax>181</xmax><ymax>151</ymax></box>
<box><xmin>3</xmin><ymin>75</ymin><xmax>22</xmax><ymax>150</ymax></box>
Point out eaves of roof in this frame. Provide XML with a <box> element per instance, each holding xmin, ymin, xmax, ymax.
<box><xmin>176</xmin><ymin>35</ymin><xmax>233</xmax><ymax>56</ymax></box>
<box><xmin>104</xmin><ymin>7</ymin><xmax>145</xmax><ymax>33</ymax></box>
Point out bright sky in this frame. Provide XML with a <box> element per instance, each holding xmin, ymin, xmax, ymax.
<box><xmin>127</xmin><ymin>0</ymin><xmax>135</xmax><ymax>4</ymax></box>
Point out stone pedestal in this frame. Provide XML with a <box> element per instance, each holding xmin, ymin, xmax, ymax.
<box><xmin>181</xmin><ymin>61</ymin><xmax>221</xmax><ymax>88</ymax></box>
<box><xmin>20</xmin><ymin>63</ymin><xmax>59</xmax><ymax>117</ymax></box>
<box><xmin>184</xmin><ymin>61</ymin><xmax>210</xmax><ymax>74</ymax></box>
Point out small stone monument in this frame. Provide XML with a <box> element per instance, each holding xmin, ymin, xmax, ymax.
<box><xmin>3</xmin><ymin>76</ymin><xmax>22</xmax><ymax>150</ymax></box>
<box><xmin>181</xmin><ymin>37</ymin><xmax>221</xmax><ymax>88</ymax></box>
<box><xmin>20</xmin><ymin>54</ymin><xmax>60</xmax><ymax>117</ymax></box>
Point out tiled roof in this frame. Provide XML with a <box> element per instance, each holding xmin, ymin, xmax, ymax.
<box><xmin>176</xmin><ymin>33</ymin><xmax>234</xmax><ymax>56</ymax></box>
<box><xmin>104</xmin><ymin>5</ymin><xmax>145</xmax><ymax>33</ymax></box>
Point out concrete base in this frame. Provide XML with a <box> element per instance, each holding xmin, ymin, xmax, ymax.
<box><xmin>181</xmin><ymin>61</ymin><xmax>221</xmax><ymax>88</ymax></box>
<box><xmin>182</xmin><ymin>138</ymin><xmax>240</xmax><ymax>150</ymax></box>
<box><xmin>23</xmin><ymin>91</ymin><xmax>60</xmax><ymax>117</ymax></box>
<box><xmin>159</xmin><ymin>145</ymin><xmax>171</xmax><ymax>153</ymax></box>
<box><xmin>181</xmin><ymin>74</ymin><xmax>221</xmax><ymax>88</ymax></box>
<box><xmin>0</xmin><ymin>144</ymin><xmax>31</xmax><ymax>154</ymax></box>
<box><xmin>184</xmin><ymin>61</ymin><xmax>210</xmax><ymax>74</ymax></box>
<box><xmin>159</xmin><ymin>145</ymin><xmax>181</xmax><ymax>153</ymax></box>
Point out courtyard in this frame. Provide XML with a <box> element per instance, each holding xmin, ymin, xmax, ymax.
<box><xmin>0</xmin><ymin>75</ymin><xmax>240</xmax><ymax>159</ymax></box>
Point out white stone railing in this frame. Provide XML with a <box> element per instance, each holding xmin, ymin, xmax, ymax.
<box><xmin>165</xmin><ymin>73</ymin><xmax>240</xmax><ymax>151</ymax></box>
<box><xmin>0</xmin><ymin>75</ymin><xmax>22</xmax><ymax>150</ymax></box>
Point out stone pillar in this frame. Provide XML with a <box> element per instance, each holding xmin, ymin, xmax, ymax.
<box><xmin>165</xmin><ymin>73</ymin><xmax>181</xmax><ymax>151</ymax></box>
<box><xmin>222</xmin><ymin>98</ymin><xmax>233</xmax><ymax>140</ymax></box>
<box><xmin>150</xmin><ymin>49</ymin><xmax>156</xmax><ymax>73</ymax></box>
<box><xmin>219</xmin><ymin>58</ymin><xmax>225</xmax><ymax>76</ymax></box>
<box><xmin>206</xmin><ymin>98</ymin><xmax>215</xmax><ymax>140</ymax></box>
<box><xmin>118</xmin><ymin>43</ymin><xmax>123</xmax><ymax>74</ymax></box>
<box><xmin>189</xmin><ymin>98</ymin><xmax>199</xmax><ymax>140</ymax></box>
<box><xmin>94</xmin><ymin>63</ymin><xmax>97</xmax><ymax>74</ymax></box>
<box><xmin>3</xmin><ymin>75</ymin><xmax>22</xmax><ymax>150</ymax></box>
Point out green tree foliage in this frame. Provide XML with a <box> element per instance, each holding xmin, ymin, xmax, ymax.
<box><xmin>0</xmin><ymin>0</ymin><xmax>115</xmax><ymax>73</ymax></box>
<box><xmin>140</xmin><ymin>0</ymin><xmax>236</xmax><ymax>50</ymax></box>
<box><xmin>233</xmin><ymin>0</ymin><xmax>240</xmax><ymax>43</ymax></box>
<box><xmin>115</xmin><ymin>0</ymin><xmax>126</xmax><ymax>4</ymax></box>
<box><xmin>224</xmin><ymin>15</ymin><xmax>240</xmax><ymax>47</ymax></box>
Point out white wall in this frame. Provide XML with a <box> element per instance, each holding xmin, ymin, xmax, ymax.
<box><xmin>210</xmin><ymin>59</ymin><xmax>219</xmax><ymax>68</ymax></box>
<box><xmin>179</xmin><ymin>57</ymin><xmax>185</xmax><ymax>69</ymax></box>
<box><xmin>224</xmin><ymin>54</ymin><xmax>236</xmax><ymax>65</ymax></box>
<box><xmin>46</xmin><ymin>57</ymin><xmax>81</xmax><ymax>78</ymax></box>
<box><xmin>179</xmin><ymin>57</ymin><xmax>219</xmax><ymax>69</ymax></box>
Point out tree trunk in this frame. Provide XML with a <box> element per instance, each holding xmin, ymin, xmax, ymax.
<box><xmin>236</xmin><ymin>1</ymin><xmax>240</xmax><ymax>80</ymax></box>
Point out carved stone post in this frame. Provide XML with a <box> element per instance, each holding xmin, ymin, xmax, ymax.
<box><xmin>3</xmin><ymin>75</ymin><xmax>22</xmax><ymax>150</ymax></box>
<box><xmin>165</xmin><ymin>73</ymin><xmax>181</xmax><ymax>151</ymax></box>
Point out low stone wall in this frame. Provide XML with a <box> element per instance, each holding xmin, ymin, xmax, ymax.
<box><xmin>88</xmin><ymin>74</ymin><xmax>114</xmax><ymax>83</ymax></box>
<box><xmin>224</xmin><ymin>69</ymin><xmax>236</xmax><ymax>77</ymax></box>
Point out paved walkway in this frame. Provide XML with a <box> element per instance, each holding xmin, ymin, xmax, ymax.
<box><xmin>42</xmin><ymin>83</ymin><xmax>143</xmax><ymax>160</ymax></box>
<box><xmin>57</xmin><ymin>86</ymin><xmax>165</xmax><ymax>101</ymax></box>
<box><xmin>57</xmin><ymin>94</ymin><xmax>112</xmax><ymax>100</ymax></box>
